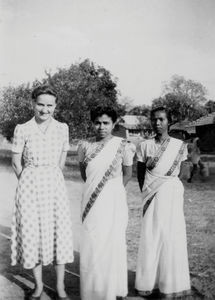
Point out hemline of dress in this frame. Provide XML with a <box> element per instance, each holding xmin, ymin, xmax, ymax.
<box><xmin>137</xmin><ymin>288</ymin><xmax>192</xmax><ymax>298</ymax></box>
<box><xmin>11</xmin><ymin>257</ymin><xmax>74</xmax><ymax>270</ymax></box>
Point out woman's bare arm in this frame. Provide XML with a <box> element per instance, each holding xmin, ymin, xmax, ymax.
<box><xmin>122</xmin><ymin>165</ymin><xmax>132</xmax><ymax>186</ymax></box>
<box><xmin>12</xmin><ymin>153</ymin><xmax>23</xmax><ymax>179</ymax></box>
<box><xmin>59</xmin><ymin>150</ymin><xmax>68</xmax><ymax>170</ymax></box>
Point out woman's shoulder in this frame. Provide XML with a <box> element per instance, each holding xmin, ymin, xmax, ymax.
<box><xmin>53</xmin><ymin>119</ymin><xmax>68</xmax><ymax>130</ymax></box>
<box><xmin>14</xmin><ymin>118</ymin><xmax>34</xmax><ymax>132</ymax></box>
<box><xmin>139</xmin><ymin>138</ymin><xmax>155</xmax><ymax>148</ymax></box>
<box><xmin>52</xmin><ymin>120</ymin><xmax>69</xmax><ymax>137</ymax></box>
<box><xmin>170</xmin><ymin>137</ymin><xmax>186</xmax><ymax>146</ymax></box>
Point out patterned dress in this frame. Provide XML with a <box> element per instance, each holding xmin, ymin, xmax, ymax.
<box><xmin>11</xmin><ymin>117</ymin><xmax>74</xmax><ymax>269</ymax></box>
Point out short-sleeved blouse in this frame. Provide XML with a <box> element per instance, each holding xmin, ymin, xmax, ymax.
<box><xmin>78</xmin><ymin>138</ymin><xmax>135</xmax><ymax>175</ymax></box>
<box><xmin>136</xmin><ymin>138</ymin><xmax>187</xmax><ymax>163</ymax></box>
<box><xmin>12</xmin><ymin>117</ymin><xmax>69</xmax><ymax>167</ymax></box>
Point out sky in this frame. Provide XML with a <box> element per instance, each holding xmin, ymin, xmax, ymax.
<box><xmin>0</xmin><ymin>0</ymin><xmax>215</xmax><ymax>105</ymax></box>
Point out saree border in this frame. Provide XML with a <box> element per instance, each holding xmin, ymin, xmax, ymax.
<box><xmin>165</xmin><ymin>142</ymin><xmax>187</xmax><ymax>176</ymax></box>
<box><xmin>83</xmin><ymin>140</ymin><xmax>108</xmax><ymax>167</ymax></box>
<box><xmin>82</xmin><ymin>139</ymin><xmax>127</xmax><ymax>222</ymax></box>
<box><xmin>146</xmin><ymin>137</ymin><xmax>170</xmax><ymax>171</ymax></box>
<box><xmin>137</xmin><ymin>288</ymin><xmax>192</xmax><ymax>298</ymax></box>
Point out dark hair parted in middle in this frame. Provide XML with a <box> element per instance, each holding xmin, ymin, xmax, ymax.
<box><xmin>32</xmin><ymin>84</ymin><xmax>58</xmax><ymax>102</ymax></box>
<box><xmin>90</xmin><ymin>106</ymin><xmax>118</xmax><ymax>123</ymax></box>
<box><xmin>150</xmin><ymin>106</ymin><xmax>172</xmax><ymax>124</ymax></box>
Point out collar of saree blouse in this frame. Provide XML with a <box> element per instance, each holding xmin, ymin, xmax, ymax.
<box><xmin>82</xmin><ymin>137</ymin><xmax>126</xmax><ymax>223</ymax></box>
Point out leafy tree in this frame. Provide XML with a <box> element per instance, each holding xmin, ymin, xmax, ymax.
<box><xmin>162</xmin><ymin>75</ymin><xmax>207</xmax><ymax>104</ymax></box>
<box><xmin>44</xmin><ymin>59</ymin><xmax>123</xmax><ymax>138</ymax></box>
<box><xmin>0</xmin><ymin>84</ymin><xmax>33</xmax><ymax>140</ymax></box>
<box><xmin>152</xmin><ymin>93</ymin><xmax>206</xmax><ymax>124</ymax></box>
<box><xmin>118</xmin><ymin>96</ymin><xmax>133</xmax><ymax>113</ymax></box>
<box><xmin>0</xmin><ymin>59</ymin><xmax>123</xmax><ymax>140</ymax></box>
<box><xmin>128</xmin><ymin>105</ymin><xmax>151</xmax><ymax>117</ymax></box>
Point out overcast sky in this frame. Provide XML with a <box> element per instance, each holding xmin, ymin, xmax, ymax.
<box><xmin>0</xmin><ymin>0</ymin><xmax>215</xmax><ymax>105</ymax></box>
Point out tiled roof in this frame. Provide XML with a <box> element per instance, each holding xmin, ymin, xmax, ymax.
<box><xmin>170</xmin><ymin>120</ymin><xmax>190</xmax><ymax>130</ymax></box>
<box><xmin>187</xmin><ymin>112</ymin><xmax>215</xmax><ymax>127</ymax></box>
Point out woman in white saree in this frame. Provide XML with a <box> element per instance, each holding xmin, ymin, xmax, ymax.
<box><xmin>78</xmin><ymin>106</ymin><xmax>135</xmax><ymax>300</ymax></box>
<box><xmin>135</xmin><ymin>107</ymin><xmax>191</xmax><ymax>298</ymax></box>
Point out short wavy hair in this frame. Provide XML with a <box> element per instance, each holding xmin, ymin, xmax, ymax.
<box><xmin>150</xmin><ymin>106</ymin><xmax>172</xmax><ymax>123</ymax></box>
<box><xmin>90</xmin><ymin>105</ymin><xmax>118</xmax><ymax>123</ymax></box>
<box><xmin>32</xmin><ymin>84</ymin><xmax>58</xmax><ymax>102</ymax></box>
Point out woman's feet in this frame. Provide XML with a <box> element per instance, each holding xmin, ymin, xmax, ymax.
<box><xmin>56</xmin><ymin>286</ymin><xmax>70</xmax><ymax>299</ymax></box>
<box><xmin>29</xmin><ymin>284</ymin><xmax>43</xmax><ymax>300</ymax></box>
<box><xmin>56</xmin><ymin>292</ymin><xmax>70</xmax><ymax>300</ymax></box>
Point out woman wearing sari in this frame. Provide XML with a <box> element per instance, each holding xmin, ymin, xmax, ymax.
<box><xmin>135</xmin><ymin>106</ymin><xmax>191</xmax><ymax>298</ymax></box>
<box><xmin>78</xmin><ymin>106</ymin><xmax>135</xmax><ymax>300</ymax></box>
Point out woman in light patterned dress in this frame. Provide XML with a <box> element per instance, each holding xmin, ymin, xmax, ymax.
<box><xmin>78</xmin><ymin>106</ymin><xmax>135</xmax><ymax>300</ymax></box>
<box><xmin>11</xmin><ymin>85</ymin><xmax>73</xmax><ymax>300</ymax></box>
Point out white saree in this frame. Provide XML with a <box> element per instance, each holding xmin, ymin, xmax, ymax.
<box><xmin>135</xmin><ymin>137</ymin><xmax>191</xmax><ymax>298</ymax></box>
<box><xmin>78</xmin><ymin>137</ymin><xmax>134</xmax><ymax>300</ymax></box>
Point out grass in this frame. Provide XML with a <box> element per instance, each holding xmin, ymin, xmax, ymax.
<box><xmin>1</xmin><ymin>150</ymin><xmax>214</xmax><ymax>298</ymax></box>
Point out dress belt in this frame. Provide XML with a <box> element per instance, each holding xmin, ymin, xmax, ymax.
<box><xmin>24</xmin><ymin>164</ymin><xmax>59</xmax><ymax>169</ymax></box>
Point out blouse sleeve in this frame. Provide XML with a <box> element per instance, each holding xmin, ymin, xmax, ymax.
<box><xmin>136</xmin><ymin>141</ymin><xmax>147</xmax><ymax>163</ymax></box>
<box><xmin>62</xmin><ymin>123</ymin><xmax>70</xmax><ymax>151</ymax></box>
<box><xmin>122</xmin><ymin>142</ymin><xmax>136</xmax><ymax>166</ymax></box>
<box><xmin>77</xmin><ymin>141</ymin><xmax>87</xmax><ymax>163</ymax></box>
<box><xmin>11</xmin><ymin>125</ymin><xmax>25</xmax><ymax>153</ymax></box>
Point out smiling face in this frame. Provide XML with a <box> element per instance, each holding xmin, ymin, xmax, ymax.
<box><xmin>93</xmin><ymin>114</ymin><xmax>115</xmax><ymax>140</ymax></box>
<box><xmin>33</xmin><ymin>94</ymin><xmax>57</xmax><ymax>123</ymax></box>
<box><xmin>151</xmin><ymin>110</ymin><xmax>169</xmax><ymax>136</ymax></box>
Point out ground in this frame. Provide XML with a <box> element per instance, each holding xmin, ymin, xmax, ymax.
<box><xmin>0</xmin><ymin>148</ymin><xmax>214</xmax><ymax>299</ymax></box>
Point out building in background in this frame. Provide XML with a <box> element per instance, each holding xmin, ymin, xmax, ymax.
<box><xmin>113</xmin><ymin>115</ymin><xmax>152</xmax><ymax>141</ymax></box>
<box><xmin>187</xmin><ymin>112</ymin><xmax>215</xmax><ymax>152</ymax></box>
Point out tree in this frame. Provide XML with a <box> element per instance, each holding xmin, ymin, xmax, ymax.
<box><xmin>118</xmin><ymin>97</ymin><xmax>133</xmax><ymax>113</ymax></box>
<box><xmin>162</xmin><ymin>75</ymin><xmax>207</xmax><ymax>104</ymax></box>
<box><xmin>128</xmin><ymin>105</ymin><xmax>151</xmax><ymax>117</ymax></box>
<box><xmin>0</xmin><ymin>59</ymin><xmax>123</xmax><ymax>140</ymax></box>
<box><xmin>0</xmin><ymin>84</ymin><xmax>33</xmax><ymax>140</ymax></box>
<box><xmin>152</xmin><ymin>93</ymin><xmax>206</xmax><ymax>124</ymax></box>
<box><xmin>44</xmin><ymin>59</ymin><xmax>123</xmax><ymax>138</ymax></box>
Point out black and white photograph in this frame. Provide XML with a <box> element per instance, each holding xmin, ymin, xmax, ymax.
<box><xmin>0</xmin><ymin>0</ymin><xmax>215</xmax><ymax>299</ymax></box>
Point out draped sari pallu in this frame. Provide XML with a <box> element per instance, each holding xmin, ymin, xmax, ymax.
<box><xmin>80</xmin><ymin>137</ymin><xmax>129</xmax><ymax>300</ymax></box>
<box><xmin>135</xmin><ymin>137</ymin><xmax>191</xmax><ymax>297</ymax></box>
<box><xmin>82</xmin><ymin>138</ymin><xmax>127</xmax><ymax>222</ymax></box>
<box><xmin>142</xmin><ymin>139</ymin><xmax>186</xmax><ymax>216</ymax></box>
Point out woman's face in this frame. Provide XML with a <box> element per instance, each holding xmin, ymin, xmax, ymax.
<box><xmin>151</xmin><ymin>110</ymin><xmax>169</xmax><ymax>135</ymax></box>
<box><xmin>33</xmin><ymin>94</ymin><xmax>57</xmax><ymax>123</ymax></box>
<box><xmin>93</xmin><ymin>114</ymin><xmax>115</xmax><ymax>140</ymax></box>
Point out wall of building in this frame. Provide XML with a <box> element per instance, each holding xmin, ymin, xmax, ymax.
<box><xmin>196</xmin><ymin>124</ymin><xmax>215</xmax><ymax>153</ymax></box>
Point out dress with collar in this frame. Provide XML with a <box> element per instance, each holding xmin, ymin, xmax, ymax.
<box><xmin>11</xmin><ymin>117</ymin><xmax>74</xmax><ymax>269</ymax></box>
